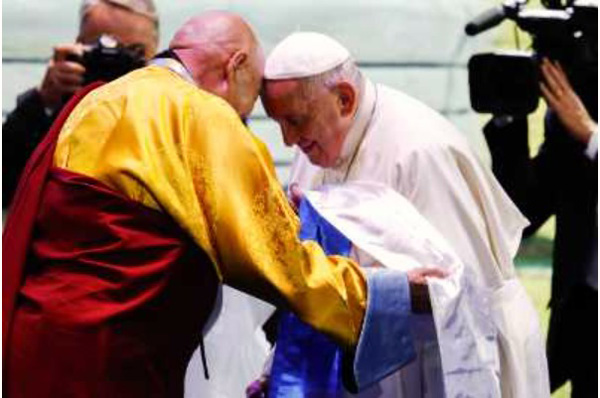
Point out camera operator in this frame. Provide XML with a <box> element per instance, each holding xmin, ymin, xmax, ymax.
<box><xmin>483</xmin><ymin>57</ymin><xmax>597</xmax><ymax>397</ymax></box>
<box><xmin>2</xmin><ymin>0</ymin><xmax>159</xmax><ymax>208</ymax></box>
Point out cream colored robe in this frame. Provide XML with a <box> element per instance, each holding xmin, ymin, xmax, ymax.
<box><xmin>289</xmin><ymin>80</ymin><xmax>550</xmax><ymax>398</ymax></box>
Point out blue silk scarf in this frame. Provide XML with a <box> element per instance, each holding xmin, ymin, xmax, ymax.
<box><xmin>269</xmin><ymin>199</ymin><xmax>352</xmax><ymax>398</ymax></box>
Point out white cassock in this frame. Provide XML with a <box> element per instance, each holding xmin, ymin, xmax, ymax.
<box><xmin>289</xmin><ymin>80</ymin><xmax>550</xmax><ymax>398</ymax></box>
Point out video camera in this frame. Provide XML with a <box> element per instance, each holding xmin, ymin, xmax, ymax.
<box><xmin>465</xmin><ymin>0</ymin><xmax>597</xmax><ymax>115</ymax></box>
<box><xmin>67</xmin><ymin>34</ymin><xmax>146</xmax><ymax>85</ymax></box>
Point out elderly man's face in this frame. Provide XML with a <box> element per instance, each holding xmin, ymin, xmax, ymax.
<box><xmin>78</xmin><ymin>2</ymin><xmax>158</xmax><ymax>60</ymax></box>
<box><xmin>262</xmin><ymin>80</ymin><xmax>349</xmax><ymax>168</ymax></box>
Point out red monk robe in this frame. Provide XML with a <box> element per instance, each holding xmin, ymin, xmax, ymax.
<box><xmin>3</xmin><ymin>66</ymin><xmax>371</xmax><ymax>397</ymax></box>
<box><xmin>4</xmin><ymin>82</ymin><xmax>219</xmax><ymax>397</ymax></box>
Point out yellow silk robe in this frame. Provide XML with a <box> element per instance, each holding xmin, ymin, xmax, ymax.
<box><xmin>53</xmin><ymin>65</ymin><xmax>367</xmax><ymax>348</ymax></box>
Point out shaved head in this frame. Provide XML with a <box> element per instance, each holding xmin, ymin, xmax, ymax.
<box><xmin>169</xmin><ymin>11</ymin><xmax>264</xmax><ymax>118</ymax></box>
<box><xmin>170</xmin><ymin>11</ymin><xmax>256</xmax><ymax>52</ymax></box>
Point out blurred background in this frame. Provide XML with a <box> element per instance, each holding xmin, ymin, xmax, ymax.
<box><xmin>2</xmin><ymin>0</ymin><xmax>563</xmax><ymax>395</ymax></box>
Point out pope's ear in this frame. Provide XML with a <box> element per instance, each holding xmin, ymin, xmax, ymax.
<box><xmin>335</xmin><ymin>82</ymin><xmax>357</xmax><ymax>117</ymax></box>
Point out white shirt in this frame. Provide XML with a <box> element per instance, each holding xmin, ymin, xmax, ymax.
<box><xmin>585</xmin><ymin>127</ymin><xmax>598</xmax><ymax>160</ymax></box>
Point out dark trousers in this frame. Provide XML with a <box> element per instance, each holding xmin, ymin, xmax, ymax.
<box><xmin>547</xmin><ymin>284</ymin><xmax>598</xmax><ymax>398</ymax></box>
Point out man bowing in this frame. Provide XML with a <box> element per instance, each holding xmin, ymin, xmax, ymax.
<box><xmin>3</xmin><ymin>13</ymin><xmax>444</xmax><ymax>398</ymax></box>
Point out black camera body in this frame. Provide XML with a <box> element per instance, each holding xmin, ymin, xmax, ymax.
<box><xmin>68</xmin><ymin>35</ymin><xmax>146</xmax><ymax>85</ymax></box>
<box><xmin>468</xmin><ymin>51</ymin><xmax>540</xmax><ymax>114</ymax></box>
<box><xmin>466</xmin><ymin>1</ymin><xmax>597</xmax><ymax>115</ymax></box>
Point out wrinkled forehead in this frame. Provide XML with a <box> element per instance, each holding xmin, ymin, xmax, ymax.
<box><xmin>261</xmin><ymin>79</ymin><xmax>308</xmax><ymax>115</ymax></box>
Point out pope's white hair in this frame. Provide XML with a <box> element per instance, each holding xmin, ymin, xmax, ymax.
<box><xmin>300</xmin><ymin>58</ymin><xmax>363</xmax><ymax>97</ymax></box>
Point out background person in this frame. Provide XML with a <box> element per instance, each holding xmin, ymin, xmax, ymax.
<box><xmin>2</xmin><ymin>0</ymin><xmax>159</xmax><ymax>208</ymax></box>
<box><xmin>484</xmin><ymin>58</ymin><xmax>597</xmax><ymax>398</ymax></box>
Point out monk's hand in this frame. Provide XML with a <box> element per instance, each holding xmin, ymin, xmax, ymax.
<box><xmin>406</xmin><ymin>267</ymin><xmax>448</xmax><ymax>314</ymax></box>
<box><xmin>539</xmin><ymin>58</ymin><xmax>597</xmax><ymax>145</ymax></box>
<box><xmin>287</xmin><ymin>183</ymin><xmax>304</xmax><ymax>214</ymax></box>
<box><xmin>246</xmin><ymin>375</ymin><xmax>269</xmax><ymax>398</ymax></box>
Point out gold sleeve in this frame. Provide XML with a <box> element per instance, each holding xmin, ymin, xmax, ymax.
<box><xmin>181</xmin><ymin>98</ymin><xmax>367</xmax><ymax>348</ymax></box>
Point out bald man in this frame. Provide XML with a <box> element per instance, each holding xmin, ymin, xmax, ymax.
<box><xmin>3</xmin><ymin>12</ymin><xmax>443</xmax><ymax>398</ymax></box>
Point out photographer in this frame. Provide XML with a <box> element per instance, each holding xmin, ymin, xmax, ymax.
<box><xmin>484</xmin><ymin>57</ymin><xmax>597</xmax><ymax>397</ymax></box>
<box><xmin>2</xmin><ymin>0</ymin><xmax>159</xmax><ymax>208</ymax></box>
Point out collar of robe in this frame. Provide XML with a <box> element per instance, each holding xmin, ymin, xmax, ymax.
<box><xmin>149</xmin><ymin>57</ymin><xmax>196</xmax><ymax>85</ymax></box>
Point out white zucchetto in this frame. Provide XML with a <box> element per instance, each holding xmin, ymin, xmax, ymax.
<box><xmin>264</xmin><ymin>32</ymin><xmax>350</xmax><ymax>80</ymax></box>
